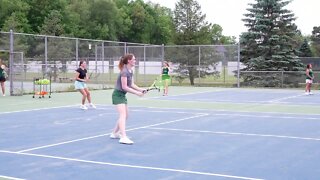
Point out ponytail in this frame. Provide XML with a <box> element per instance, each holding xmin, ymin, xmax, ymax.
<box><xmin>118</xmin><ymin>53</ymin><xmax>134</xmax><ymax>70</ymax></box>
<box><xmin>163</xmin><ymin>61</ymin><xmax>169</xmax><ymax>67</ymax></box>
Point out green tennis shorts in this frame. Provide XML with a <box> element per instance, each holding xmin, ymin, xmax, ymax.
<box><xmin>162</xmin><ymin>74</ymin><xmax>170</xmax><ymax>80</ymax></box>
<box><xmin>112</xmin><ymin>89</ymin><xmax>127</xmax><ymax>105</ymax></box>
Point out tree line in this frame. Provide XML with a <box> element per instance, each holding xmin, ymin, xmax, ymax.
<box><xmin>0</xmin><ymin>0</ymin><xmax>236</xmax><ymax>45</ymax></box>
<box><xmin>0</xmin><ymin>0</ymin><xmax>320</xmax><ymax>87</ymax></box>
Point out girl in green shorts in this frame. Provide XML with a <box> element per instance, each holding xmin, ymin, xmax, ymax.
<box><xmin>161</xmin><ymin>61</ymin><xmax>171</xmax><ymax>96</ymax></box>
<box><xmin>111</xmin><ymin>54</ymin><xmax>145</xmax><ymax>145</ymax></box>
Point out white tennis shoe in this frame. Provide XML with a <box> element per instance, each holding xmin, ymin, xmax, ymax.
<box><xmin>110</xmin><ymin>132</ymin><xmax>122</xmax><ymax>139</ymax></box>
<box><xmin>89</xmin><ymin>103</ymin><xmax>96</xmax><ymax>109</ymax></box>
<box><xmin>119</xmin><ymin>137</ymin><xmax>134</xmax><ymax>145</ymax></box>
<box><xmin>80</xmin><ymin>104</ymin><xmax>88</xmax><ymax>110</ymax></box>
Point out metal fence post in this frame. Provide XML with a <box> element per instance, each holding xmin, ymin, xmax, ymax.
<box><xmin>143</xmin><ymin>45</ymin><xmax>146</xmax><ymax>86</ymax></box>
<box><xmin>281</xmin><ymin>71</ymin><xmax>284</xmax><ymax>88</ymax></box>
<box><xmin>95</xmin><ymin>44</ymin><xmax>98</xmax><ymax>75</ymax></box>
<box><xmin>237</xmin><ymin>42</ymin><xmax>241</xmax><ymax>88</ymax></box>
<box><xmin>44</xmin><ymin>36</ymin><xmax>48</xmax><ymax>76</ymax></box>
<box><xmin>102</xmin><ymin>42</ymin><xmax>104</xmax><ymax>74</ymax></box>
<box><xmin>9</xmin><ymin>30</ymin><xmax>14</xmax><ymax>96</ymax></box>
<box><xmin>76</xmin><ymin>38</ymin><xmax>79</xmax><ymax>67</ymax></box>
<box><xmin>198</xmin><ymin>46</ymin><xmax>201</xmax><ymax>84</ymax></box>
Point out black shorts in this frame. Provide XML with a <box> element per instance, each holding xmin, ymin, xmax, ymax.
<box><xmin>0</xmin><ymin>76</ymin><xmax>6</xmax><ymax>82</ymax></box>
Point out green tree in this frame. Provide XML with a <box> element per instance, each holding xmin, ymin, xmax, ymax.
<box><xmin>40</xmin><ymin>10</ymin><xmax>64</xmax><ymax>36</ymax></box>
<box><xmin>114</xmin><ymin>0</ymin><xmax>133</xmax><ymax>42</ymax></box>
<box><xmin>0</xmin><ymin>0</ymin><xmax>30</xmax><ymax>31</ymax></box>
<box><xmin>148</xmin><ymin>4</ymin><xmax>174</xmax><ymax>45</ymax></box>
<box><xmin>26</xmin><ymin>0</ymin><xmax>67</xmax><ymax>33</ymax></box>
<box><xmin>171</xmin><ymin>0</ymin><xmax>217</xmax><ymax>85</ymax></box>
<box><xmin>2</xmin><ymin>12</ymin><xmax>31</xmax><ymax>32</ymax></box>
<box><xmin>88</xmin><ymin>0</ymin><xmax>119</xmax><ymax>40</ymax></box>
<box><xmin>127</xmin><ymin>0</ymin><xmax>155</xmax><ymax>43</ymax></box>
<box><xmin>241</xmin><ymin>0</ymin><xmax>304</xmax><ymax>87</ymax></box>
<box><xmin>209</xmin><ymin>24</ymin><xmax>236</xmax><ymax>44</ymax></box>
<box><xmin>311</xmin><ymin>26</ymin><xmax>320</xmax><ymax>56</ymax></box>
<box><xmin>63</xmin><ymin>0</ymin><xmax>91</xmax><ymax>38</ymax></box>
<box><xmin>299</xmin><ymin>38</ymin><xmax>313</xmax><ymax>57</ymax></box>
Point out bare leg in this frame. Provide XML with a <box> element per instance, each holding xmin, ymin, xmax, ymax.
<box><xmin>1</xmin><ymin>82</ymin><xmax>5</xmax><ymax>95</ymax></box>
<box><xmin>114</xmin><ymin>104</ymin><xmax>128</xmax><ymax>137</ymax></box>
<box><xmin>84</xmin><ymin>88</ymin><xmax>91</xmax><ymax>103</ymax></box>
<box><xmin>113</xmin><ymin>105</ymin><xmax>128</xmax><ymax>135</ymax></box>
<box><xmin>309</xmin><ymin>83</ymin><xmax>312</xmax><ymax>93</ymax></box>
<box><xmin>164</xmin><ymin>80</ymin><xmax>168</xmax><ymax>95</ymax></box>
<box><xmin>79</xmin><ymin>89</ymin><xmax>87</xmax><ymax>105</ymax></box>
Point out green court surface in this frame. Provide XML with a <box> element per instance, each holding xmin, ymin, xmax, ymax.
<box><xmin>1</xmin><ymin>86</ymin><xmax>319</xmax><ymax>115</ymax></box>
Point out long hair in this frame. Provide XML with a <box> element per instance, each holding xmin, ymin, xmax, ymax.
<box><xmin>79</xmin><ymin>60</ymin><xmax>85</xmax><ymax>67</ymax></box>
<box><xmin>306</xmin><ymin>64</ymin><xmax>311</xmax><ymax>69</ymax></box>
<box><xmin>163</xmin><ymin>61</ymin><xmax>169</xmax><ymax>67</ymax></box>
<box><xmin>119</xmin><ymin>53</ymin><xmax>134</xmax><ymax>70</ymax></box>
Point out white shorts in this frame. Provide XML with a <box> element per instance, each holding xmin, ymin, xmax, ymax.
<box><xmin>306</xmin><ymin>79</ymin><xmax>313</xmax><ymax>84</ymax></box>
<box><xmin>74</xmin><ymin>81</ymin><xmax>87</xmax><ymax>90</ymax></box>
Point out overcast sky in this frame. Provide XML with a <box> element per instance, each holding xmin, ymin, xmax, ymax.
<box><xmin>144</xmin><ymin>0</ymin><xmax>320</xmax><ymax>37</ymax></box>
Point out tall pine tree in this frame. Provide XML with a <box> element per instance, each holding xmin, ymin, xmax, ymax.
<box><xmin>170</xmin><ymin>0</ymin><xmax>216</xmax><ymax>85</ymax></box>
<box><xmin>241</xmin><ymin>0</ymin><xmax>304</xmax><ymax>87</ymax></box>
<box><xmin>299</xmin><ymin>38</ymin><xmax>313</xmax><ymax>57</ymax></box>
<box><xmin>311</xmin><ymin>26</ymin><xmax>320</xmax><ymax>56</ymax></box>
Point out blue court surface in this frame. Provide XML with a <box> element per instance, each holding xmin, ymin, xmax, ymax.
<box><xmin>1</xmin><ymin>103</ymin><xmax>320</xmax><ymax>180</ymax></box>
<box><xmin>150</xmin><ymin>88</ymin><xmax>320</xmax><ymax>105</ymax></box>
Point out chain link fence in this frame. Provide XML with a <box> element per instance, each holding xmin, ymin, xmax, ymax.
<box><xmin>1</xmin><ymin>30</ymin><xmax>318</xmax><ymax>96</ymax></box>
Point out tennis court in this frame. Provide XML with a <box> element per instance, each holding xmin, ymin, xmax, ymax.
<box><xmin>1</xmin><ymin>87</ymin><xmax>320</xmax><ymax>180</ymax></box>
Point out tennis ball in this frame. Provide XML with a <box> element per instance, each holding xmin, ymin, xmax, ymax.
<box><xmin>42</xmin><ymin>79</ymin><xmax>48</xmax><ymax>85</ymax></box>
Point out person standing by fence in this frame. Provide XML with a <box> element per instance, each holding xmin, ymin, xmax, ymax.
<box><xmin>0</xmin><ymin>59</ymin><xmax>7</xmax><ymax>96</ymax></box>
<box><xmin>305</xmin><ymin>64</ymin><xmax>314</xmax><ymax>95</ymax></box>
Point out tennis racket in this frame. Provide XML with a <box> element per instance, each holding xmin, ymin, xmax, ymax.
<box><xmin>88</xmin><ymin>71</ymin><xmax>93</xmax><ymax>79</ymax></box>
<box><xmin>143</xmin><ymin>76</ymin><xmax>164</xmax><ymax>93</ymax></box>
<box><xmin>88</xmin><ymin>69</ymin><xmax>100</xmax><ymax>80</ymax></box>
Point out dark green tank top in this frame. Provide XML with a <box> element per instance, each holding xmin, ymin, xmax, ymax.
<box><xmin>306</xmin><ymin>69</ymin><xmax>313</xmax><ymax>79</ymax></box>
<box><xmin>0</xmin><ymin>68</ymin><xmax>4</xmax><ymax>78</ymax></box>
<box><xmin>162</xmin><ymin>67</ymin><xmax>169</xmax><ymax>75</ymax></box>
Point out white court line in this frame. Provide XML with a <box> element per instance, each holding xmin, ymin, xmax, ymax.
<box><xmin>147</xmin><ymin>127</ymin><xmax>320</xmax><ymax>141</ymax></box>
<box><xmin>268</xmin><ymin>94</ymin><xmax>305</xmax><ymax>103</ymax></box>
<box><xmin>142</xmin><ymin>98</ymin><xmax>288</xmax><ymax>106</ymax></box>
<box><xmin>0</xmin><ymin>175</ymin><xmax>26</xmax><ymax>180</ymax></box>
<box><xmin>0</xmin><ymin>104</ymin><xmax>78</xmax><ymax>115</ymax></box>
<box><xmin>0</xmin><ymin>104</ymin><xmax>114</xmax><ymax>115</ymax></box>
<box><xmin>0</xmin><ymin>150</ymin><xmax>263</xmax><ymax>180</ymax></box>
<box><xmin>145</xmin><ymin>90</ymin><xmax>222</xmax><ymax>99</ymax></box>
<box><xmin>17</xmin><ymin>113</ymin><xmax>208</xmax><ymax>153</ymax></box>
<box><xmin>211</xmin><ymin>113</ymin><xmax>320</xmax><ymax>120</ymax></box>
<box><xmin>142</xmin><ymin>106</ymin><xmax>320</xmax><ymax>116</ymax></box>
